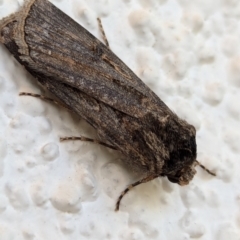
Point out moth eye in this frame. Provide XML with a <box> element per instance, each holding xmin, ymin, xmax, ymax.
<box><xmin>179</xmin><ymin>148</ymin><xmax>192</xmax><ymax>159</ymax></box>
<box><xmin>167</xmin><ymin>176</ymin><xmax>179</xmax><ymax>184</ymax></box>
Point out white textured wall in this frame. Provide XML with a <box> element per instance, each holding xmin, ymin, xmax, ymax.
<box><xmin>0</xmin><ymin>0</ymin><xmax>240</xmax><ymax>239</ymax></box>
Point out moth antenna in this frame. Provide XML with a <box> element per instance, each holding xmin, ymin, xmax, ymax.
<box><xmin>195</xmin><ymin>160</ymin><xmax>216</xmax><ymax>176</ymax></box>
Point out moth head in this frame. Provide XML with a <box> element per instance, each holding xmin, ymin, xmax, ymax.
<box><xmin>163</xmin><ymin>127</ymin><xmax>197</xmax><ymax>185</ymax></box>
<box><xmin>168</xmin><ymin>124</ymin><xmax>197</xmax><ymax>185</ymax></box>
<box><xmin>167</xmin><ymin>163</ymin><xmax>197</xmax><ymax>185</ymax></box>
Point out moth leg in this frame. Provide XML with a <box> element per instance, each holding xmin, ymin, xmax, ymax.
<box><xmin>19</xmin><ymin>92</ymin><xmax>70</xmax><ymax>111</ymax></box>
<box><xmin>97</xmin><ymin>18</ymin><xmax>109</xmax><ymax>48</ymax></box>
<box><xmin>115</xmin><ymin>174</ymin><xmax>158</xmax><ymax>211</ymax></box>
<box><xmin>195</xmin><ymin>160</ymin><xmax>216</xmax><ymax>176</ymax></box>
<box><xmin>20</xmin><ymin>93</ymin><xmax>117</xmax><ymax>150</ymax></box>
<box><xmin>60</xmin><ymin>136</ymin><xmax>117</xmax><ymax>150</ymax></box>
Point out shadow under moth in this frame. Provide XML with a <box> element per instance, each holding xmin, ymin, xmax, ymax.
<box><xmin>0</xmin><ymin>0</ymin><xmax>215</xmax><ymax>211</ymax></box>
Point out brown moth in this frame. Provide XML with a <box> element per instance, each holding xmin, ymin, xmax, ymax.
<box><xmin>0</xmin><ymin>0</ymin><xmax>215</xmax><ymax>211</ymax></box>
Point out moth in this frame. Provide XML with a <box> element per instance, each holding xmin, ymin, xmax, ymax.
<box><xmin>0</xmin><ymin>0</ymin><xmax>215</xmax><ymax>211</ymax></box>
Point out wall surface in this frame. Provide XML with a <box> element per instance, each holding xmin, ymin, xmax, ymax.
<box><xmin>0</xmin><ymin>0</ymin><xmax>240</xmax><ymax>239</ymax></box>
